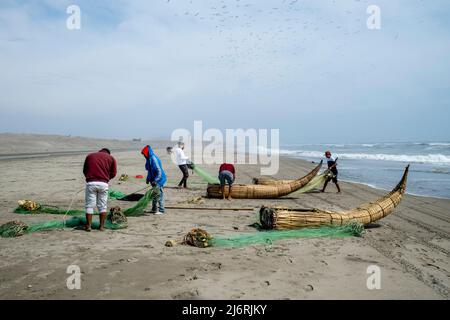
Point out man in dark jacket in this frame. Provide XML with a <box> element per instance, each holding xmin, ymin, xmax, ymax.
<box><xmin>322</xmin><ymin>151</ymin><xmax>341</xmax><ymax>193</ymax></box>
<box><xmin>141</xmin><ymin>145</ymin><xmax>167</xmax><ymax>214</ymax></box>
<box><xmin>83</xmin><ymin>148</ymin><xmax>117</xmax><ymax>231</ymax></box>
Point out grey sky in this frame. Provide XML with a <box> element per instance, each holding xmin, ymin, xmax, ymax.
<box><xmin>0</xmin><ymin>0</ymin><xmax>449</xmax><ymax>143</ymax></box>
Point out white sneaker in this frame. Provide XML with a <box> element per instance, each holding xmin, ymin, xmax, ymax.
<box><xmin>155</xmin><ymin>211</ymin><xmax>164</xmax><ymax>215</ymax></box>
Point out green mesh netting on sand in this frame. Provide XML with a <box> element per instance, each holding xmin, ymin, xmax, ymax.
<box><xmin>210</xmin><ymin>221</ymin><xmax>364</xmax><ymax>247</ymax></box>
<box><xmin>14</xmin><ymin>206</ymin><xmax>85</xmax><ymax>216</ymax></box>
<box><xmin>0</xmin><ymin>216</ymin><xmax>126</xmax><ymax>238</ymax></box>
<box><xmin>14</xmin><ymin>189</ymin><xmax>154</xmax><ymax>217</ymax></box>
<box><xmin>108</xmin><ymin>189</ymin><xmax>127</xmax><ymax>199</ymax></box>
<box><xmin>3</xmin><ymin>190</ymin><xmax>154</xmax><ymax>237</ymax></box>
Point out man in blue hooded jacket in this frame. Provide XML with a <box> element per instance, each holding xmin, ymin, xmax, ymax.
<box><xmin>141</xmin><ymin>145</ymin><xmax>167</xmax><ymax>214</ymax></box>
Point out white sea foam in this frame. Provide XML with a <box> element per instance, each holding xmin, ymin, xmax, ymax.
<box><xmin>428</xmin><ymin>142</ymin><xmax>450</xmax><ymax>147</ymax></box>
<box><xmin>278</xmin><ymin>150</ymin><xmax>450</xmax><ymax>164</ymax></box>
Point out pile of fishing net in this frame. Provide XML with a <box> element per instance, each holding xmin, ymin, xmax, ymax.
<box><xmin>170</xmin><ymin>220</ymin><xmax>363</xmax><ymax>249</ymax></box>
<box><xmin>0</xmin><ymin>221</ymin><xmax>28</xmax><ymax>238</ymax></box>
<box><xmin>183</xmin><ymin>228</ymin><xmax>213</xmax><ymax>248</ymax></box>
<box><xmin>108</xmin><ymin>206</ymin><xmax>128</xmax><ymax>227</ymax></box>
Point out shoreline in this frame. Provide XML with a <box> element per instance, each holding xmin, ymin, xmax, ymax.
<box><xmin>1</xmin><ymin>146</ymin><xmax>448</xmax><ymax>201</ymax></box>
<box><xmin>339</xmin><ymin>178</ymin><xmax>450</xmax><ymax>201</ymax></box>
<box><xmin>281</xmin><ymin>154</ymin><xmax>450</xmax><ymax>201</ymax></box>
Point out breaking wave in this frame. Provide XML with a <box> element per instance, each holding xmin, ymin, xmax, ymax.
<box><xmin>279</xmin><ymin>150</ymin><xmax>450</xmax><ymax>164</ymax></box>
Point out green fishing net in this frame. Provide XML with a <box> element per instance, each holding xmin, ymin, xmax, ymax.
<box><xmin>3</xmin><ymin>189</ymin><xmax>155</xmax><ymax>237</ymax></box>
<box><xmin>108</xmin><ymin>189</ymin><xmax>126</xmax><ymax>199</ymax></box>
<box><xmin>0</xmin><ymin>216</ymin><xmax>127</xmax><ymax>238</ymax></box>
<box><xmin>27</xmin><ymin>216</ymin><xmax>126</xmax><ymax>232</ymax></box>
<box><xmin>191</xmin><ymin>164</ymin><xmax>220</xmax><ymax>184</ymax></box>
<box><xmin>211</xmin><ymin>221</ymin><xmax>364</xmax><ymax>247</ymax></box>
<box><xmin>14</xmin><ymin>206</ymin><xmax>85</xmax><ymax>216</ymax></box>
<box><xmin>295</xmin><ymin>172</ymin><xmax>330</xmax><ymax>194</ymax></box>
<box><xmin>123</xmin><ymin>189</ymin><xmax>154</xmax><ymax>216</ymax></box>
<box><xmin>13</xmin><ymin>189</ymin><xmax>154</xmax><ymax>217</ymax></box>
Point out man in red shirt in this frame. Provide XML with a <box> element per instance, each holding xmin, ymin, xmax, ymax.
<box><xmin>218</xmin><ymin>163</ymin><xmax>235</xmax><ymax>200</ymax></box>
<box><xmin>83</xmin><ymin>148</ymin><xmax>117</xmax><ymax>231</ymax></box>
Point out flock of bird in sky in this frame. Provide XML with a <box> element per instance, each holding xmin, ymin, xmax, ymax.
<box><xmin>157</xmin><ymin>0</ymin><xmax>390</xmax><ymax>88</ymax></box>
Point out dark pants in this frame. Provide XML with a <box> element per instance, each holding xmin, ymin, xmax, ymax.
<box><xmin>178</xmin><ymin>164</ymin><xmax>189</xmax><ymax>187</ymax></box>
<box><xmin>326</xmin><ymin>173</ymin><xmax>338</xmax><ymax>184</ymax></box>
<box><xmin>151</xmin><ymin>186</ymin><xmax>165</xmax><ymax>213</ymax></box>
<box><xmin>219</xmin><ymin>171</ymin><xmax>234</xmax><ymax>186</ymax></box>
<box><xmin>323</xmin><ymin>170</ymin><xmax>341</xmax><ymax>192</ymax></box>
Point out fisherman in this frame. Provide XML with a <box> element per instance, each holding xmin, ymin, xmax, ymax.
<box><xmin>218</xmin><ymin>162</ymin><xmax>236</xmax><ymax>200</ymax></box>
<box><xmin>141</xmin><ymin>145</ymin><xmax>167</xmax><ymax>214</ymax></box>
<box><xmin>322</xmin><ymin>151</ymin><xmax>341</xmax><ymax>193</ymax></box>
<box><xmin>175</xmin><ymin>142</ymin><xmax>190</xmax><ymax>188</ymax></box>
<box><xmin>83</xmin><ymin>148</ymin><xmax>117</xmax><ymax>231</ymax></box>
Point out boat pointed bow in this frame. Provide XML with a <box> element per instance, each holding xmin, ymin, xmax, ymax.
<box><xmin>395</xmin><ymin>164</ymin><xmax>410</xmax><ymax>194</ymax></box>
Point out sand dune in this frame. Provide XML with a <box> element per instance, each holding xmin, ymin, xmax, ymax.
<box><xmin>0</xmin><ymin>133</ymin><xmax>166</xmax><ymax>155</ymax></box>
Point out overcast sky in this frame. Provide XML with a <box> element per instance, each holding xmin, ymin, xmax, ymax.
<box><xmin>0</xmin><ymin>0</ymin><xmax>449</xmax><ymax>144</ymax></box>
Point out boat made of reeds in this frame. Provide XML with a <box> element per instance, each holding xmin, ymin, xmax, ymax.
<box><xmin>253</xmin><ymin>160</ymin><xmax>322</xmax><ymax>185</ymax></box>
<box><xmin>259</xmin><ymin>165</ymin><xmax>409</xmax><ymax>229</ymax></box>
<box><xmin>206</xmin><ymin>161</ymin><xmax>323</xmax><ymax>199</ymax></box>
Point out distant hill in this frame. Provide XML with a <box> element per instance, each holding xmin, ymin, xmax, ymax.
<box><xmin>0</xmin><ymin>133</ymin><xmax>168</xmax><ymax>155</ymax></box>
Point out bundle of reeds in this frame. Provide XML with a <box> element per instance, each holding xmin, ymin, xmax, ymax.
<box><xmin>207</xmin><ymin>161</ymin><xmax>323</xmax><ymax>199</ymax></box>
<box><xmin>252</xmin><ymin>177</ymin><xmax>293</xmax><ymax>185</ymax></box>
<box><xmin>260</xmin><ymin>165</ymin><xmax>409</xmax><ymax>230</ymax></box>
<box><xmin>252</xmin><ymin>161</ymin><xmax>323</xmax><ymax>186</ymax></box>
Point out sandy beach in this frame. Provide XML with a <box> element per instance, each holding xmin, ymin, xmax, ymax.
<box><xmin>0</xmin><ymin>135</ymin><xmax>449</xmax><ymax>299</ymax></box>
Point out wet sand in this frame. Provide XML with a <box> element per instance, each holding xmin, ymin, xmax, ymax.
<box><xmin>0</xmin><ymin>136</ymin><xmax>448</xmax><ymax>299</ymax></box>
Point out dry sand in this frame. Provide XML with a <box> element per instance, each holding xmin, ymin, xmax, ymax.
<box><xmin>0</xmin><ymin>134</ymin><xmax>449</xmax><ymax>299</ymax></box>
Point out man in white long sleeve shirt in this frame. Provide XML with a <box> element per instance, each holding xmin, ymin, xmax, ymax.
<box><xmin>175</xmin><ymin>142</ymin><xmax>190</xmax><ymax>188</ymax></box>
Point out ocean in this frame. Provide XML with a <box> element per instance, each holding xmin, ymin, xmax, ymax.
<box><xmin>279</xmin><ymin>142</ymin><xmax>450</xmax><ymax>199</ymax></box>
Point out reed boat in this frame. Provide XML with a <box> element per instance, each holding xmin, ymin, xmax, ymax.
<box><xmin>253</xmin><ymin>160</ymin><xmax>322</xmax><ymax>185</ymax></box>
<box><xmin>206</xmin><ymin>161</ymin><xmax>323</xmax><ymax>199</ymax></box>
<box><xmin>259</xmin><ymin>165</ymin><xmax>409</xmax><ymax>229</ymax></box>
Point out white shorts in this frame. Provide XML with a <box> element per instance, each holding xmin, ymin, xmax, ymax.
<box><xmin>85</xmin><ymin>182</ymin><xmax>109</xmax><ymax>214</ymax></box>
